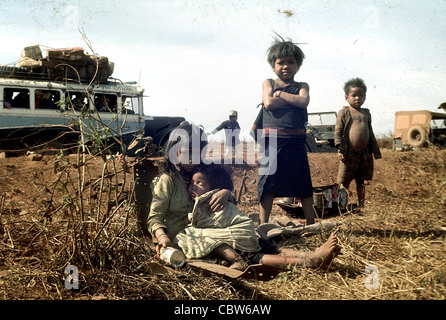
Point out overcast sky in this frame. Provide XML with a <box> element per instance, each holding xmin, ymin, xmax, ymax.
<box><xmin>1</xmin><ymin>0</ymin><xmax>445</xmax><ymax>140</ymax></box>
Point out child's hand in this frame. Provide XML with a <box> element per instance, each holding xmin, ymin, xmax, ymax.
<box><xmin>273</xmin><ymin>90</ymin><xmax>284</xmax><ymax>98</ymax></box>
<box><xmin>208</xmin><ymin>189</ymin><xmax>231</xmax><ymax>213</ymax></box>
<box><xmin>155</xmin><ymin>237</ymin><xmax>172</xmax><ymax>255</ymax></box>
<box><xmin>154</xmin><ymin>228</ymin><xmax>172</xmax><ymax>254</ymax></box>
<box><xmin>337</xmin><ymin>151</ymin><xmax>344</xmax><ymax>161</ymax></box>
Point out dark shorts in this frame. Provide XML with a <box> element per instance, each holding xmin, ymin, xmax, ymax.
<box><xmin>337</xmin><ymin>148</ymin><xmax>374</xmax><ymax>185</ymax></box>
<box><xmin>240</xmin><ymin>251</ymin><xmax>265</xmax><ymax>265</ymax></box>
<box><xmin>257</xmin><ymin>136</ymin><xmax>313</xmax><ymax>201</ymax></box>
<box><xmin>239</xmin><ymin>237</ymin><xmax>278</xmax><ymax>264</ymax></box>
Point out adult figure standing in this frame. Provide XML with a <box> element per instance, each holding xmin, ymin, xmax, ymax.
<box><xmin>209</xmin><ymin>110</ymin><xmax>241</xmax><ymax>157</ymax></box>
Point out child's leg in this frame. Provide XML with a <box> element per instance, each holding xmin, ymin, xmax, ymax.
<box><xmin>355</xmin><ymin>177</ymin><xmax>366</xmax><ymax>207</ymax></box>
<box><xmin>301</xmin><ymin>196</ymin><xmax>315</xmax><ymax>225</ymax></box>
<box><xmin>213</xmin><ymin>244</ymin><xmax>248</xmax><ymax>271</ymax></box>
<box><xmin>337</xmin><ymin>160</ymin><xmax>353</xmax><ymax>196</ymax></box>
<box><xmin>259</xmin><ymin>191</ymin><xmax>275</xmax><ymax>224</ymax></box>
<box><xmin>339</xmin><ymin>179</ymin><xmax>353</xmax><ymax>196</ymax></box>
<box><xmin>259</xmin><ymin>233</ymin><xmax>340</xmax><ymax>269</ymax></box>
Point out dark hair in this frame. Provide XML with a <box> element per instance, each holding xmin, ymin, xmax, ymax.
<box><xmin>343</xmin><ymin>78</ymin><xmax>367</xmax><ymax>95</ymax></box>
<box><xmin>193</xmin><ymin>164</ymin><xmax>233</xmax><ymax>191</ymax></box>
<box><xmin>266</xmin><ymin>35</ymin><xmax>305</xmax><ymax>68</ymax></box>
<box><xmin>163</xmin><ymin>122</ymin><xmax>208</xmax><ymax>172</ymax></box>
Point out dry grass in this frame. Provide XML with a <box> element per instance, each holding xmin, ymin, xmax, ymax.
<box><xmin>0</xmin><ymin>147</ymin><xmax>445</xmax><ymax>300</ymax></box>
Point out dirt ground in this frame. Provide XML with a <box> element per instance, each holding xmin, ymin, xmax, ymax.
<box><xmin>0</xmin><ymin>144</ymin><xmax>445</xmax><ymax>300</ymax></box>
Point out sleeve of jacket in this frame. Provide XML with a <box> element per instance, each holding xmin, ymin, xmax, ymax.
<box><xmin>147</xmin><ymin>173</ymin><xmax>173</xmax><ymax>236</ymax></box>
<box><xmin>334</xmin><ymin>108</ymin><xmax>346</xmax><ymax>149</ymax></box>
<box><xmin>214</xmin><ymin>120</ymin><xmax>228</xmax><ymax>132</ymax></box>
<box><xmin>366</xmin><ymin>109</ymin><xmax>382</xmax><ymax>160</ymax></box>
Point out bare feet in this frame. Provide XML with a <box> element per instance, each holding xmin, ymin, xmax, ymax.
<box><xmin>219</xmin><ymin>259</ymin><xmax>231</xmax><ymax>267</ymax></box>
<box><xmin>310</xmin><ymin>233</ymin><xmax>341</xmax><ymax>269</ymax></box>
<box><xmin>229</xmin><ymin>257</ymin><xmax>248</xmax><ymax>271</ymax></box>
<box><xmin>214</xmin><ymin>244</ymin><xmax>248</xmax><ymax>271</ymax></box>
<box><xmin>258</xmin><ymin>233</ymin><xmax>341</xmax><ymax>269</ymax></box>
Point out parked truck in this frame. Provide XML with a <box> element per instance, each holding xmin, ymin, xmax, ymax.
<box><xmin>305</xmin><ymin>111</ymin><xmax>337</xmax><ymax>152</ymax></box>
<box><xmin>392</xmin><ymin>110</ymin><xmax>446</xmax><ymax>150</ymax></box>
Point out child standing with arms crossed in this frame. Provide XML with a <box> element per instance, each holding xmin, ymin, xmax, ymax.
<box><xmin>334</xmin><ymin>78</ymin><xmax>382</xmax><ymax>208</ymax></box>
<box><xmin>257</xmin><ymin>36</ymin><xmax>315</xmax><ymax>225</ymax></box>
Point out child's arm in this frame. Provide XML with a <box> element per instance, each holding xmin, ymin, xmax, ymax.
<box><xmin>262</xmin><ymin>79</ymin><xmax>288</xmax><ymax>110</ymax></box>
<box><xmin>207</xmin><ymin>189</ymin><xmax>232</xmax><ymax>213</ymax></box>
<box><xmin>273</xmin><ymin>82</ymin><xmax>310</xmax><ymax>109</ymax></box>
<box><xmin>263</xmin><ymin>79</ymin><xmax>310</xmax><ymax>110</ymax></box>
<box><xmin>148</xmin><ymin>174</ymin><xmax>174</xmax><ymax>252</ymax></box>
<box><xmin>210</xmin><ymin>121</ymin><xmax>226</xmax><ymax>135</ymax></box>
<box><xmin>334</xmin><ymin>109</ymin><xmax>346</xmax><ymax>161</ymax></box>
<box><xmin>365</xmin><ymin>110</ymin><xmax>382</xmax><ymax>160</ymax></box>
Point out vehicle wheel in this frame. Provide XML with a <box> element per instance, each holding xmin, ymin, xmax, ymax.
<box><xmin>407</xmin><ymin>126</ymin><xmax>428</xmax><ymax>148</ymax></box>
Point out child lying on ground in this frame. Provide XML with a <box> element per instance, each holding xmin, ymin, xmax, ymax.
<box><xmin>174</xmin><ymin>164</ymin><xmax>341</xmax><ymax>270</ymax></box>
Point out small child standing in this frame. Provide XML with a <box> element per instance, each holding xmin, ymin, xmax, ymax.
<box><xmin>257</xmin><ymin>36</ymin><xmax>315</xmax><ymax>225</ymax></box>
<box><xmin>334</xmin><ymin>78</ymin><xmax>382</xmax><ymax>208</ymax></box>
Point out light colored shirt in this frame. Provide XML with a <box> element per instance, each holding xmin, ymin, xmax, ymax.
<box><xmin>147</xmin><ymin>170</ymin><xmax>194</xmax><ymax>239</ymax></box>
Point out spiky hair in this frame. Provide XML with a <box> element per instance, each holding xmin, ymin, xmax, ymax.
<box><xmin>266</xmin><ymin>33</ymin><xmax>305</xmax><ymax>68</ymax></box>
<box><xmin>343</xmin><ymin>78</ymin><xmax>367</xmax><ymax>95</ymax></box>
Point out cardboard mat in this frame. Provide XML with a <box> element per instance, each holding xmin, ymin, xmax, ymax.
<box><xmin>187</xmin><ymin>259</ymin><xmax>288</xmax><ymax>281</ymax></box>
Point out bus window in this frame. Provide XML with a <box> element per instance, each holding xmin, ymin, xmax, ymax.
<box><xmin>7</xmin><ymin>88</ymin><xmax>30</xmax><ymax>109</ymax></box>
<box><xmin>35</xmin><ymin>89</ymin><xmax>61</xmax><ymax>109</ymax></box>
<box><xmin>3</xmin><ymin>88</ymin><xmax>13</xmax><ymax>109</ymax></box>
<box><xmin>130</xmin><ymin>96</ymin><xmax>140</xmax><ymax>114</ymax></box>
<box><xmin>95</xmin><ymin>93</ymin><xmax>117</xmax><ymax>112</ymax></box>
<box><xmin>66</xmin><ymin>92</ymin><xmax>89</xmax><ymax>111</ymax></box>
<box><xmin>121</xmin><ymin>96</ymin><xmax>136</xmax><ymax>114</ymax></box>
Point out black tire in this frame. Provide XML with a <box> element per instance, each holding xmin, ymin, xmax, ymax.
<box><xmin>407</xmin><ymin>126</ymin><xmax>428</xmax><ymax>148</ymax></box>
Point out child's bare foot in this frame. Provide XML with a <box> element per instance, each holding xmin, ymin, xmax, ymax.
<box><xmin>219</xmin><ymin>259</ymin><xmax>231</xmax><ymax>267</ymax></box>
<box><xmin>310</xmin><ymin>233</ymin><xmax>341</xmax><ymax>269</ymax></box>
<box><xmin>229</xmin><ymin>257</ymin><xmax>248</xmax><ymax>271</ymax></box>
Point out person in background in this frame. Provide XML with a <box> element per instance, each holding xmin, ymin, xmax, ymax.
<box><xmin>34</xmin><ymin>90</ymin><xmax>43</xmax><ymax>108</ymax></box>
<box><xmin>209</xmin><ymin>110</ymin><xmax>241</xmax><ymax>157</ymax></box>
<box><xmin>3</xmin><ymin>90</ymin><xmax>12</xmax><ymax>109</ymax></box>
<box><xmin>71</xmin><ymin>92</ymin><xmax>87</xmax><ymax>110</ymax></box>
<box><xmin>12</xmin><ymin>90</ymin><xmax>29</xmax><ymax>108</ymax></box>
